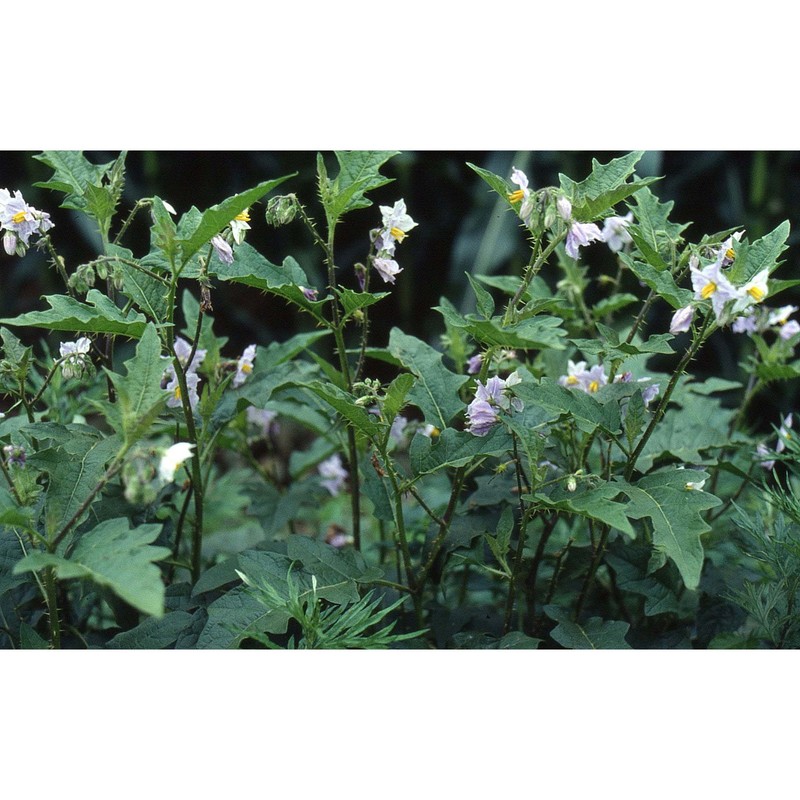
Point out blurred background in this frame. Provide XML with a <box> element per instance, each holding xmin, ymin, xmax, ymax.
<box><xmin>1</xmin><ymin>150</ymin><xmax>799</xmax><ymax>428</ymax></box>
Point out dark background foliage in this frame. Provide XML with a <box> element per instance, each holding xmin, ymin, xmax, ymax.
<box><xmin>2</xmin><ymin>150</ymin><xmax>799</xmax><ymax>429</ymax></box>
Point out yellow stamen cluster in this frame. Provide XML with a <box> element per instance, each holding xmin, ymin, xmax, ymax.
<box><xmin>173</xmin><ymin>386</ymin><xmax>182</xmax><ymax>400</ymax></box>
<box><xmin>235</xmin><ymin>211</ymin><xmax>250</xmax><ymax>223</ymax></box>
<box><xmin>390</xmin><ymin>226</ymin><xmax>407</xmax><ymax>242</ymax></box>
<box><xmin>241</xmin><ymin>363</ymin><xmax>253</xmax><ymax>374</ymax></box>
<box><xmin>747</xmin><ymin>285</ymin><xmax>766</xmax><ymax>302</ymax></box>
<box><xmin>588</xmin><ymin>380</ymin><xmax>600</xmax><ymax>393</ymax></box>
<box><xmin>566</xmin><ymin>375</ymin><xmax>579</xmax><ymax>386</ymax></box>
<box><xmin>508</xmin><ymin>189</ymin><xmax>525</xmax><ymax>204</ymax></box>
<box><xmin>12</xmin><ymin>210</ymin><xmax>27</xmax><ymax>225</ymax></box>
<box><xmin>725</xmin><ymin>247</ymin><xmax>736</xmax><ymax>261</ymax></box>
<box><xmin>701</xmin><ymin>282</ymin><xmax>717</xmax><ymax>300</ymax></box>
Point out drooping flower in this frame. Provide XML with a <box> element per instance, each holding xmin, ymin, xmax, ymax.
<box><xmin>164</xmin><ymin>368</ymin><xmax>200</xmax><ymax>409</ymax></box>
<box><xmin>158</xmin><ymin>442</ymin><xmax>195</xmax><ymax>483</ymax></box>
<box><xmin>299</xmin><ymin>285</ymin><xmax>319</xmax><ymax>301</ymax></box>
<box><xmin>0</xmin><ymin>189</ymin><xmax>54</xmax><ymax>256</ymax></box>
<box><xmin>233</xmin><ymin>344</ymin><xmax>256</xmax><ymax>387</ymax></box>
<box><xmin>318</xmin><ymin>454</ymin><xmax>348</xmax><ymax>496</ymax></box>
<box><xmin>718</xmin><ymin>231</ymin><xmax>744</xmax><ymax>266</ymax></box>
<box><xmin>684</xmin><ymin>479</ymin><xmax>706</xmax><ymax>491</ymax></box>
<box><xmin>669</xmin><ymin>305</ymin><xmax>694</xmax><ymax>334</ymax></box>
<box><xmin>731</xmin><ymin>312</ymin><xmax>759</xmax><ymax>335</ymax></box>
<box><xmin>465</xmin><ymin>398</ymin><xmax>499</xmax><ymax>437</ymax></box>
<box><xmin>508</xmin><ymin>167</ymin><xmax>534</xmax><ymax>226</ymax></box>
<box><xmin>466</xmin><ymin>371</ymin><xmax>524</xmax><ymax>436</ymax></box>
<box><xmin>373</xmin><ymin>256</ymin><xmax>402</xmax><ymax>284</ymax></box>
<box><xmin>466</xmin><ymin>353</ymin><xmax>483</xmax><ymax>375</ymax></box>
<box><xmin>389</xmin><ymin>415</ymin><xmax>408</xmax><ymax>445</ymax></box>
<box><xmin>211</xmin><ymin>235</ymin><xmax>234</xmax><ymax>264</ymax></box>
<box><xmin>230</xmin><ymin>209</ymin><xmax>251</xmax><ymax>245</ymax></box>
<box><xmin>602</xmin><ymin>212</ymin><xmax>634</xmax><ymax>253</ymax></box>
<box><xmin>768</xmin><ymin>305</ymin><xmax>799</xmax><ymax>327</ymax></box>
<box><xmin>59</xmin><ymin>337</ymin><xmax>92</xmax><ymax>380</ymax></box>
<box><xmin>757</xmin><ymin>414</ymin><xmax>794</xmax><ymax>470</ymax></box>
<box><xmin>580</xmin><ymin>364</ymin><xmax>608</xmax><ymax>394</ymax></box>
<box><xmin>173</xmin><ymin>336</ymin><xmax>207</xmax><ymax>373</ymax></box>
<box><xmin>557</xmin><ymin>195</ymin><xmax>604</xmax><ymax>260</ymax></box>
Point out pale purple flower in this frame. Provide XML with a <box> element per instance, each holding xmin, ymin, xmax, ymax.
<box><xmin>373</xmin><ymin>256</ymin><xmax>402</xmax><ymax>284</ymax></box>
<box><xmin>641</xmin><ymin>382</ymin><xmax>660</xmax><ymax>408</ymax></box>
<box><xmin>3</xmin><ymin>444</ymin><xmax>26</xmax><ymax>468</ymax></box>
<box><xmin>558</xmin><ymin>359</ymin><xmax>588</xmax><ymax>389</ymax></box>
<box><xmin>467</xmin><ymin>353</ymin><xmax>483</xmax><ymax>375</ymax></box>
<box><xmin>246</xmin><ymin>406</ymin><xmax>279</xmax><ymax>438</ymax></box>
<box><xmin>732</xmin><ymin>313</ymin><xmax>759</xmax><ymax>335</ymax></box>
<box><xmin>3</xmin><ymin>231</ymin><xmax>17</xmax><ymax>256</ymax></box>
<box><xmin>299</xmin><ymin>285</ymin><xmax>319</xmax><ymax>301</ymax></box>
<box><xmin>0</xmin><ymin>189</ymin><xmax>54</xmax><ymax>245</ymax></box>
<box><xmin>233</xmin><ymin>344</ymin><xmax>256</xmax><ymax>387</ymax></box>
<box><xmin>326</xmin><ymin>531</ymin><xmax>353</xmax><ymax>549</ymax></box>
<box><xmin>602</xmin><ymin>212</ymin><xmax>634</xmax><ymax>253</ymax></box>
<box><xmin>769</xmin><ymin>305</ymin><xmax>799</xmax><ymax>326</ymax></box>
<box><xmin>718</xmin><ymin>231</ymin><xmax>744</xmax><ymax>266</ymax></box>
<box><xmin>420</xmin><ymin>423</ymin><xmax>440</xmax><ymax>438</ymax></box>
<box><xmin>165</xmin><ymin>369</ymin><xmax>200</xmax><ymax>409</ymax></box>
<box><xmin>318</xmin><ymin>454</ymin><xmax>348</xmax><ymax>496</ymax></box>
<box><xmin>780</xmin><ymin>320</ymin><xmax>800</xmax><ymax>340</ymax></box>
<box><xmin>465</xmin><ymin>398</ymin><xmax>499</xmax><ymax>436</ymax></box>
<box><xmin>59</xmin><ymin>336</ymin><xmax>92</xmax><ymax>379</ymax></box>
<box><xmin>557</xmin><ymin>196</ymin><xmax>573</xmax><ymax>222</ymax></box>
<box><xmin>669</xmin><ymin>305</ymin><xmax>694</xmax><ymax>334</ymax></box>
<box><xmin>757</xmin><ymin>442</ymin><xmax>775</xmax><ymax>470</ymax></box>
<box><xmin>579</xmin><ymin>364</ymin><xmax>608</xmax><ymax>394</ymax></box>
<box><xmin>558</xmin><ymin>195</ymin><xmax>603</xmax><ymax>260</ymax></box>
<box><xmin>211</xmin><ymin>235</ymin><xmax>234</xmax><ymax>264</ymax></box>
<box><xmin>389</xmin><ymin>415</ymin><xmax>408</xmax><ymax>444</ymax></box>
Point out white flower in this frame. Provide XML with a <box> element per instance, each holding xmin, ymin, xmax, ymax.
<box><xmin>0</xmin><ymin>189</ymin><xmax>53</xmax><ymax>245</ymax></box>
<box><xmin>59</xmin><ymin>337</ymin><xmax>92</xmax><ymax>379</ymax></box>
<box><xmin>557</xmin><ymin>196</ymin><xmax>603</xmax><ymax>260</ymax></box>
<box><xmin>318</xmin><ymin>454</ymin><xmax>348</xmax><ymax>496</ymax></box>
<box><xmin>669</xmin><ymin>305</ymin><xmax>694</xmax><ymax>334</ymax></box>
<box><xmin>233</xmin><ymin>344</ymin><xmax>256</xmax><ymax>387</ymax></box>
<box><xmin>158</xmin><ymin>442</ymin><xmax>195</xmax><ymax>483</ymax></box>
<box><xmin>732</xmin><ymin>313</ymin><xmax>759</xmax><ymax>335</ymax></box>
<box><xmin>230</xmin><ymin>209</ymin><xmax>251</xmax><ymax>245</ymax></box>
<box><xmin>379</xmin><ymin>199</ymin><xmax>417</xmax><ymax>247</ymax></box>
<box><xmin>558</xmin><ymin>359</ymin><xmax>589</xmax><ymax>389</ymax></box>
<box><xmin>684</xmin><ymin>479</ymin><xmax>706</xmax><ymax>491</ymax></box>
<box><xmin>557</xmin><ymin>196</ymin><xmax>573</xmax><ymax>222</ymax></box>
<box><xmin>690</xmin><ymin>258</ymin><xmax>740</xmax><ymax>321</ymax></box>
<box><xmin>373</xmin><ymin>256</ymin><xmax>402</xmax><ymax>284</ymax></box>
<box><xmin>737</xmin><ymin>268</ymin><xmax>769</xmax><ymax>309</ymax></box>
<box><xmin>768</xmin><ymin>305</ymin><xmax>799</xmax><ymax>326</ymax></box>
<box><xmin>165</xmin><ymin>369</ymin><xmax>200</xmax><ymax>409</ymax></box>
<box><xmin>162</xmin><ymin>200</ymin><xmax>177</xmax><ymax>215</ymax></box>
<box><xmin>173</xmin><ymin>337</ymin><xmax>206</xmax><ymax>373</ymax></box>
<box><xmin>602</xmin><ymin>212</ymin><xmax>633</xmax><ymax>253</ymax></box>
<box><xmin>211</xmin><ymin>235</ymin><xmax>234</xmax><ymax>264</ymax></box>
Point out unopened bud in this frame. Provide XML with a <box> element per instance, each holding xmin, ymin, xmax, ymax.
<box><xmin>265</xmin><ymin>195</ymin><xmax>298</xmax><ymax>226</ymax></box>
<box><xmin>566</xmin><ymin>475</ymin><xmax>577</xmax><ymax>492</ymax></box>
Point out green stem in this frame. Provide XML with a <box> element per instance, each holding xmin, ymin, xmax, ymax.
<box><xmin>113</xmin><ymin>199</ymin><xmax>151</xmax><ymax>245</ymax></box>
<box><xmin>43</xmin><ymin>567</ymin><xmax>61</xmax><ymax>649</ymax></box>
<box><xmin>503</xmin><ymin>434</ymin><xmax>532</xmax><ymax>634</ymax></box>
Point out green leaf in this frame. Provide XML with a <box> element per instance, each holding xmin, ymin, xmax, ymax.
<box><xmin>111</xmin><ymin>245</ymin><xmax>169</xmax><ymax>323</ymax></box>
<box><xmin>14</xmin><ymin>518</ymin><xmax>170</xmax><ymax>617</ymax></box>
<box><xmin>435</xmin><ymin>297</ymin><xmax>567</xmax><ymax>351</ymax></box>
<box><xmin>624</xmin><ymin>389</ymin><xmax>647</xmax><ymax>449</ymax></box>
<box><xmin>388</xmin><ymin>328</ymin><xmax>469</xmax><ymax>429</ymax></box>
<box><xmin>337</xmin><ymin>287</ymin><xmax>391</xmax><ymax>320</ymax></box>
<box><xmin>728</xmin><ymin>220</ymin><xmax>791</xmax><ymax>284</ymax></box>
<box><xmin>544</xmin><ymin>605</ymin><xmax>631</xmax><ymax>649</ymax></box>
<box><xmin>211</xmin><ymin>242</ymin><xmax>327</xmax><ymax>323</ymax></box>
<box><xmin>176</xmin><ymin>174</ymin><xmax>294</xmax><ymax>265</ymax></box>
<box><xmin>628</xmin><ymin>186</ymin><xmax>690</xmax><ymax>261</ymax></box>
<box><xmin>292</xmin><ymin>381</ymin><xmax>383</xmax><ymax>438</ymax></box>
<box><xmin>29</xmin><ymin>430</ymin><xmax>121</xmax><ymax>539</ymax></box>
<box><xmin>616</xmin><ymin>468</ymin><xmax>721</xmax><ymax>590</ymax></box>
<box><xmin>33</xmin><ymin>150</ymin><xmax>116</xmax><ymax>212</ymax></box>
<box><xmin>619</xmin><ymin>254</ymin><xmax>693</xmax><ymax>310</ymax></box>
<box><xmin>466</xmin><ymin>162</ymin><xmax>517</xmax><ymax>206</ymax></box>
<box><xmin>19</xmin><ymin>622</ymin><xmax>50</xmax><ymax>649</ymax></box>
<box><xmin>0</xmin><ymin>289</ymin><xmax>149</xmax><ymax>338</ymax></box>
<box><xmin>512</xmin><ymin>380</ymin><xmax>621</xmax><ymax>436</ymax></box>
<box><xmin>320</xmin><ymin>151</ymin><xmax>399</xmax><ymax>224</ymax></box>
<box><xmin>466</xmin><ymin>273</ymin><xmax>495</xmax><ymax>318</ymax></box>
<box><xmin>285</xmin><ymin>536</ymin><xmax>383</xmax><ymax>604</ymax></box>
<box><xmin>591</xmin><ymin>293</ymin><xmax>639</xmax><ymax>319</ymax></box>
<box><xmin>529</xmin><ymin>482</ymin><xmax>635</xmax><ymax>537</ymax></box>
<box><xmin>409</xmin><ymin>424</ymin><xmax>513</xmax><ymax>476</ymax></box>
<box><xmin>102</xmin><ymin>323</ymin><xmax>168</xmax><ymax>446</ymax></box>
<box><xmin>382</xmin><ymin>372</ymin><xmax>417</xmax><ymax>425</ymax></box>
<box><xmin>559</xmin><ymin>152</ymin><xmax>659</xmax><ymax>220</ymax></box>
<box><xmin>106</xmin><ymin>610</ymin><xmax>195</xmax><ymax>649</ymax></box>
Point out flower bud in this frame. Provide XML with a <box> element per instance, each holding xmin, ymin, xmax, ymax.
<box><xmin>3</xmin><ymin>231</ymin><xmax>16</xmax><ymax>256</ymax></box>
<box><xmin>265</xmin><ymin>195</ymin><xmax>298</xmax><ymax>226</ymax></box>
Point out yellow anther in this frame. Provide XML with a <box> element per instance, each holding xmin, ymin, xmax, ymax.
<box><xmin>701</xmin><ymin>282</ymin><xmax>717</xmax><ymax>300</ymax></box>
<box><xmin>235</xmin><ymin>211</ymin><xmax>250</xmax><ymax>222</ymax></box>
<box><xmin>588</xmin><ymin>380</ymin><xmax>600</xmax><ymax>393</ymax></box>
<box><xmin>566</xmin><ymin>375</ymin><xmax>579</xmax><ymax>385</ymax></box>
<box><xmin>174</xmin><ymin>386</ymin><xmax>182</xmax><ymax>400</ymax></box>
<box><xmin>241</xmin><ymin>363</ymin><xmax>252</xmax><ymax>374</ymax></box>
<box><xmin>725</xmin><ymin>247</ymin><xmax>735</xmax><ymax>261</ymax></box>
<box><xmin>508</xmin><ymin>189</ymin><xmax>525</xmax><ymax>204</ymax></box>
<box><xmin>390</xmin><ymin>227</ymin><xmax>406</xmax><ymax>242</ymax></box>
<box><xmin>12</xmin><ymin>210</ymin><xmax>27</xmax><ymax>225</ymax></box>
<box><xmin>747</xmin><ymin>285</ymin><xmax>766</xmax><ymax>302</ymax></box>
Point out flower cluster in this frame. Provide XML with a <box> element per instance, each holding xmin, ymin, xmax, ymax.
<box><xmin>162</xmin><ymin>337</ymin><xmax>206</xmax><ymax>409</ymax></box>
<box><xmin>757</xmin><ymin>414</ymin><xmax>793</xmax><ymax>470</ymax></box>
<box><xmin>731</xmin><ymin>304</ymin><xmax>800</xmax><ymax>341</ymax></box>
<box><xmin>465</xmin><ymin>371</ymin><xmax>524</xmax><ymax>437</ymax></box>
<box><xmin>370</xmin><ymin>200</ymin><xmax>417</xmax><ymax>285</ymax></box>
<box><xmin>559</xmin><ymin>360</ymin><xmax>659</xmax><ymax>406</ymax></box>
<box><xmin>0</xmin><ymin>189</ymin><xmax>54</xmax><ymax>257</ymax></box>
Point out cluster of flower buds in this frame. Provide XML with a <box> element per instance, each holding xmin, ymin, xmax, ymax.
<box><xmin>3</xmin><ymin>444</ymin><xmax>26</xmax><ymax>469</ymax></box>
<box><xmin>0</xmin><ymin>189</ymin><xmax>54</xmax><ymax>257</ymax></box>
<box><xmin>466</xmin><ymin>349</ymin><xmax>517</xmax><ymax>376</ymax></box>
<box><xmin>265</xmin><ymin>195</ymin><xmax>298</xmax><ymax>227</ymax></box>
<box><xmin>368</xmin><ymin>200</ymin><xmax>417</xmax><ymax>285</ymax></box>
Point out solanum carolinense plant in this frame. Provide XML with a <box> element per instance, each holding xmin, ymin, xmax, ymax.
<box><xmin>2</xmin><ymin>150</ymin><xmax>800</xmax><ymax>649</ymax></box>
